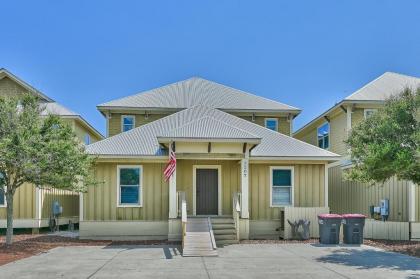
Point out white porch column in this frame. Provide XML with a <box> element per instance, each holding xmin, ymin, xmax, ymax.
<box><xmin>324</xmin><ymin>163</ymin><xmax>329</xmax><ymax>208</ymax></box>
<box><xmin>240</xmin><ymin>148</ymin><xmax>250</xmax><ymax>219</ymax></box>
<box><xmin>408</xmin><ymin>182</ymin><xmax>416</xmax><ymax>222</ymax></box>
<box><xmin>168</xmin><ymin>143</ymin><xmax>177</xmax><ymax>219</ymax></box>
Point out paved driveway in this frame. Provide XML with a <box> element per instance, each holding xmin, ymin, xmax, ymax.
<box><xmin>0</xmin><ymin>244</ymin><xmax>418</xmax><ymax>279</ymax></box>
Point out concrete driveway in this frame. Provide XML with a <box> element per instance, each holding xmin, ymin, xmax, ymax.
<box><xmin>0</xmin><ymin>244</ymin><xmax>418</xmax><ymax>279</ymax></box>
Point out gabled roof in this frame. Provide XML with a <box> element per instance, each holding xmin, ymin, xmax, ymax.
<box><xmin>87</xmin><ymin>105</ymin><xmax>339</xmax><ymax>160</ymax></box>
<box><xmin>294</xmin><ymin>72</ymin><xmax>420</xmax><ymax>137</ymax></box>
<box><xmin>345</xmin><ymin>72</ymin><xmax>420</xmax><ymax>101</ymax></box>
<box><xmin>41</xmin><ymin>102</ymin><xmax>79</xmax><ymax>116</ymax></box>
<box><xmin>157</xmin><ymin>116</ymin><xmax>261</xmax><ymax>143</ymax></box>
<box><xmin>98</xmin><ymin>77</ymin><xmax>300</xmax><ymax>113</ymax></box>
<box><xmin>0</xmin><ymin>68</ymin><xmax>54</xmax><ymax>102</ymax></box>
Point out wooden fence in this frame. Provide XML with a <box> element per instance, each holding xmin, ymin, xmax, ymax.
<box><xmin>283</xmin><ymin>207</ymin><xmax>329</xmax><ymax>239</ymax></box>
<box><xmin>364</xmin><ymin>219</ymin><xmax>410</xmax><ymax>241</ymax></box>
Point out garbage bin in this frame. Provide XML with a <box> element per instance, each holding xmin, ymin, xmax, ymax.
<box><xmin>318</xmin><ymin>214</ymin><xmax>342</xmax><ymax>244</ymax></box>
<box><xmin>342</xmin><ymin>214</ymin><xmax>366</xmax><ymax>244</ymax></box>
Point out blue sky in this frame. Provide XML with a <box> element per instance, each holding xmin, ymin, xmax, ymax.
<box><xmin>1</xmin><ymin>1</ymin><xmax>420</xmax><ymax>135</ymax></box>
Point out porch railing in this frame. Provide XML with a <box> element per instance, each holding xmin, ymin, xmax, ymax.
<box><xmin>232</xmin><ymin>192</ymin><xmax>241</xmax><ymax>241</ymax></box>
<box><xmin>178</xmin><ymin>191</ymin><xmax>187</xmax><ymax>250</ymax></box>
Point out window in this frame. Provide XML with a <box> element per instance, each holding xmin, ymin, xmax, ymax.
<box><xmin>117</xmin><ymin>166</ymin><xmax>142</xmax><ymax>206</ymax></box>
<box><xmin>265</xmin><ymin>118</ymin><xmax>278</xmax><ymax>131</ymax></box>
<box><xmin>270</xmin><ymin>167</ymin><xmax>294</xmax><ymax>206</ymax></box>
<box><xmin>84</xmin><ymin>134</ymin><xmax>91</xmax><ymax>145</ymax></box>
<box><xmin>364</xmin><ymin>109</ymin><xmax>377</xmax><ymax>119</ymax></box>
<box><xmin>317</xmin><ymin>122</ymin><xmax>329</xmax><ymax>149</ymax></box>
<box><xmin>121</xmin><ymin>115</ymin><xmax>135</xmax><ymax>132</ymax></box>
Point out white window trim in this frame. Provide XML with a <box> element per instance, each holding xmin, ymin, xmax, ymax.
<box><xmin>264</xmin><ymin>118</ymin><xmax>278</xmax><ymax>131</ymax></box>
<box><xmin>121</xmin><ymin>115</ymin><xmax>135</xmax><ymax>132</ymax></box>
<box><xmin>0</xmin><ymin>186</ymin><xmax>6</xmax><ymax>207</ymax></box>
<box><xmin>317</xmin><ymin>122</ymin><xmax>330</xmax><ymax>150</ymax></box>
<box><xmin>192</xmin><ymin>165</ymin><xmax>222</xmax><ymax>216</ymax></box>
<box><xmin>364</xmin><ymin>109</ymin><xmax>378</xmax><ymax>119</ymax></box>
<box><xmin>270</xmin><ymin>166</ymin><xmax>294</xmax><ymax>207</ymax></box>
<box><xmin>117</xmin><ymin>165</ymin><xmax>143</xmax><ymax>208</ymax></box>
<box><xmin>84</xmin><ymin>133</ymin><xmax>91</xmax><ymax>145</ymax></box>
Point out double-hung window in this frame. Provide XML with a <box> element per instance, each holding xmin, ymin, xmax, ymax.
<box><xmin>265</xmin><ymin>118</ymin><xmax>278</xmax><ymax>131</ymax></box>
<box><xmin>121</xmin><ymin>115</ymin><xmax>135</xmax><ymax>132</ymax></box>
<box><xmin>84</xmin><ymin>134</ymin><xmax>91</xmax><ymax>145</ymax></box>
<box><xmin>364</xmin><ymin>109</ymin><xmax>377</xmax><ymax>119</ymax></box>
<box><xmin>118</xmin><ymin>166</ymin><xmax>142</xmax><ymax>207</ymax></box>
<box><xmin>317</xmin><ymin>122</ymin><xmax>329</xmax><ymax>149</ymax></box>
<box><xmin>270</xmin><ymin>167</ymin><xmax>294</xmax><ymax>206</ymax></box>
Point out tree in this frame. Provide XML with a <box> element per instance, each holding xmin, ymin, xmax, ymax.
<box><xmin>346</xmin><ymin>87</ymin><xmax>420</xmax><ymax>185</ymax></box>
<box><xmin>0</xmin><ymin>94</ymin><xmax>96</xmax><ymax>245</ymax></box>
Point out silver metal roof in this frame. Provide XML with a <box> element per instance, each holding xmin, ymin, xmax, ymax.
<box><xmin>87</xmin><ymin>105</ymin><xmax>338</xmax><ymax>159</ymax></box>
<box><xmin>345</xmin><ymin>72</ymin><xmax>420</xmax><ymax>101</ymax></box>
<box><xmin>98</xmin><ymin>77</ymin><xmax>300</xmax><ymax>112</ymax></box>
<box><xmin>41</xmin><ymin>102</ymin><xmax>79</xmax><ymax>116</ymax></box>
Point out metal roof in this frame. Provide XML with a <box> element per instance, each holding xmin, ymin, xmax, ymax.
<box><xmin>157</xmin><ymin>116</ymin><xmax>261</xmax><ymax>143</ymax></box>
<box><xmin>98</xmin><ymin>77</ymin><xmax>300</xmax><ymax>112</ymax></box>
<box><xmin>87</xmin><ymin>105</ymin><xmax>339</xmax><ymax>159</ymax></box>
<box><xmin>345</xmin><ymin>72</ymin><xmax>420</xmax><ymax>101</ymax></box>
<box><xmin>41</xmin><ymin>102</ymin><xmax>79</xmax><ymax>116</ymax></box>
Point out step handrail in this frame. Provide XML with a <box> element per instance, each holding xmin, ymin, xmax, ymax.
<box><xmin>208</xmin><ymin>217</ymin><xmax>217</xmax><ymax>250</ymax></box>
<box><xmin>233</xmin><ymin>192</ymin><xmax>241</xmax><ymax>241</ymax></box>
<box><xmin>179</xmin><ymin>192</ymin><xmax>187</xmax><ymax>251</ymax></box>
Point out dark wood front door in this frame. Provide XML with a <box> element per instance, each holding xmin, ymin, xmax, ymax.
<box><xmin>196</xmin><ymin>169</ymin><xmax>218</xmax><ymax>215</ymax></box>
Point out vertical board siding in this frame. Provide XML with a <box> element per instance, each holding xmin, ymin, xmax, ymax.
<box><xmin>249</xmin><ymin>164</ymin><xmax>325</xmax><ymax>220</ymax></box>
<box><xmin>364</xmin><ymin>219</ymin><xmax>409</xmax><ymax>241</ymax></box>
<box><xmin>108</xmin><ymin>113</ymin><xmax>170</xmax><ymax>137</ymax></box>
<box><xmin>40</xmin><ymin>188</ymin><xmax>79</xmax><ymax>219</ymax></box>
<box><xmin>176</xmin><ymin>160</ymin><xmax>240</xmax><ymax>216</ymax></box>
<box><xmin>84</xmin><ymin>162</ymin><xmax>169</xmax><ymax>221</ymax></box>
<box><xmin>329</xmin><ymin>112</ymin><xmax>348</xmax><ymax>156</ymax></box>
<box><xmin>283</xmin><ymin>207</ymin><xmax>329</xmax><ymax>239</ymax></box>
<box><xmin>234</xmin><ymin>115</ymin><xmax>291</xmax><ymax>136</ymax></box>
<box><xmin>0</xmin><ymin>183</ymin><xmax>35</xmax><ymax>219</ymax></box>
<box><xmin>329</xmin><ymin>166</ymin><xmax>409</xmax><ymax>221</ymax></box>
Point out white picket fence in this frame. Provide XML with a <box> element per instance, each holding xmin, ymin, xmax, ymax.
<box><xmin>283</xmin><ymin>207</ymin><xmax>329</xmax><ymax>239</ymax></box>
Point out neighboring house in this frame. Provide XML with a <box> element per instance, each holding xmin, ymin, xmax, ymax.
<box><xmin>0</xmin><ymin>68</ymin><xmax>103</xmax><ymax>231</ymax></box>
<box><xmin>294</xmin><ymin>72</ymin><xmax>420</xmax><ymax>223</ymax></box>
<box><xmin>82</xmin><ymin>77</ymin><xmax>340</xmax><ymax>243</ymax></box>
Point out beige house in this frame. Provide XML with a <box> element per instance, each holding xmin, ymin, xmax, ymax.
<box><xmin>0</xmin><ymin>68</ymin><xmax>103</xmax><ymax>231</ymax></box>
<box><xmin>82</xmin><ymin>77</ymin><xmax>340</xmax><ymax>248</ymax></box>
<box><xmin>294</xmin><ymin>72</ymin><xmax>420</xmax><ymax>224</ymax></box>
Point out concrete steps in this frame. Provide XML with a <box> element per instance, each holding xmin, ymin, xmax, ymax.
<box><xmin>211</xmin><ymin>217</ymin><xmax>239</xmax><ymax>247</ymax></box>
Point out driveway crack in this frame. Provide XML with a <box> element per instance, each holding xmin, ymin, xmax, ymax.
<box><xmin>86</xmin><ymin>248</ymin><xmax>129</xmax><ymax>279</ymax></box>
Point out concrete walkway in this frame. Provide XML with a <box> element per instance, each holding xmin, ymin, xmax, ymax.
<box><xmin>0</xmin><ymin>244</ymin><xmax>418</xmax><ymax>278</ymax></box>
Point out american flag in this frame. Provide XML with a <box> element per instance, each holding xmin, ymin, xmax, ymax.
<box><xmin>164</xmin><ymin>148</ymin><xmax>176</xmax><ymax>181</ymax></box>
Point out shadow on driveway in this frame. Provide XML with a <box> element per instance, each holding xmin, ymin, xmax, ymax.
<box><xmin>315</xmin><ymin>247</ymin><xmax>420</xmax><ymax>272</ymax></box>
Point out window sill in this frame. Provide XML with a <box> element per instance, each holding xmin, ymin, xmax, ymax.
<box><xmin>117</xmin><ymin>204</ymin><xmax>142</xmax><ymax>208</ymax></box>
<box><xmin>270</xmin><ymin>204</ymin><xmax>292</xmax><ymax>208</ymax></box>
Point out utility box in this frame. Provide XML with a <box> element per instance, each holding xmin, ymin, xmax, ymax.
<box><xmin>52</xmin><ymin>201</ymin><xmax>63</xmax><ymax>217</ymax></box>
<box><xmin>380</xmin><ymin>199</ymin><xmax>389</xmax><ymax>221</ymax></box>
<box><xmin>318</xmin><ymin>214</ymin><xmax>342</xmax><ymax>245</ymax></box>
<box><xmin>342</xmin><ymin>214</ymin><xmax>366</xmax><ymax>245</ymax></box>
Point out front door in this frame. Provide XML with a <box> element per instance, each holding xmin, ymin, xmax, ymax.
<box><xmin>196</xmin><ymin>169</ymin><xmax>218</xmax><ymax>215</ymax></box>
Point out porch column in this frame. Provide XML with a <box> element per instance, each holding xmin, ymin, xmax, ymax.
<box><xmin>408</xmin><ymin>182</ymin><xmax>416</xmax><ymax>222</ymax></box>
<box><xmin>240</xmin><ymin>148</ymin><xmax>250</xmax><ymax>219</ymax></box>
<box><xmin>168</xmin><ymin>143</ymin><xmax>177</xmax><ymax>219</ymax></box>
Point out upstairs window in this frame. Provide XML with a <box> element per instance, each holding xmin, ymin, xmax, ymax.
<box><xmin>317</xmin><ymin>122</ymin><xmax>329</xmax><ymax>149</ymax></box>
<box><xmin>364</xmin><ymin>109</ymin><xmax>377</xmax><ymax>119</ymax></box>
<box><xmin>118</xmin><ymin>166</ymin><xmax>142</xmax><ymax>206</ymax></box>
<box><xmin>270</xmin><ymin>167</ymin><xmax>294</xmax><ymax>206</ymax></box>
<box><xmin>122</xmin><ymin>115</ymin><xmax>135</xmax><ymax>132</ymax></box>
<box><xmin>265</xmin><ymin>118</ymin><xmax>278</xmax><ymax>131</ymax></box>
<box><xmin>84</xmin><ymin>134</ymin><xmax>91</xmax><ymax>145</ymax></box>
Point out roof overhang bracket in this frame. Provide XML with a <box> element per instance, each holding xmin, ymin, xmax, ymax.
<box><xmin>339</xmin><ymin>105</ymin><xmax>347</xmax><ymax>113</ymax></box>
<box><xmin>243</xmin><ymin>143</ymin><xmax>247</xmax><ymax>153</ymax></box>
<box><xmin>208</xmin><ymin>142</ymin><xmax>211</xmax><ymax>153</ymax></box>
<box><xmin>324</xmin><ymin>115</ymin><xmax>330</xmax><ymax>123</ymax></box>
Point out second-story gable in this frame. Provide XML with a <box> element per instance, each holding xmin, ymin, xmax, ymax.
<box><xmin>294</xmin><ymin>72</ymin><xmax>420</xmax><ymax>156</ymax></box>
<box><xmin>99</xmin><ymin>77</ymin><xmax>300</xmax><ymax>137</ymax></box>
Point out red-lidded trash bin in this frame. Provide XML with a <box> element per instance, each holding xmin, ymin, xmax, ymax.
<box><xmin>342</xmin><ymin>214</ymin><xmax>366</xmax><ymax>244</ymax></box>
<box><xmin>318</xmin><ymin>214</ymin><xmax>342</xmax><ymax>244</ymax></box>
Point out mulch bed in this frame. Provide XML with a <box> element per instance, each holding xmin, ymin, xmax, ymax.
<box><xmin>0</xmin><ymin>234</ymin><xmax>177</xmax><ymax>266</ymax></box>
